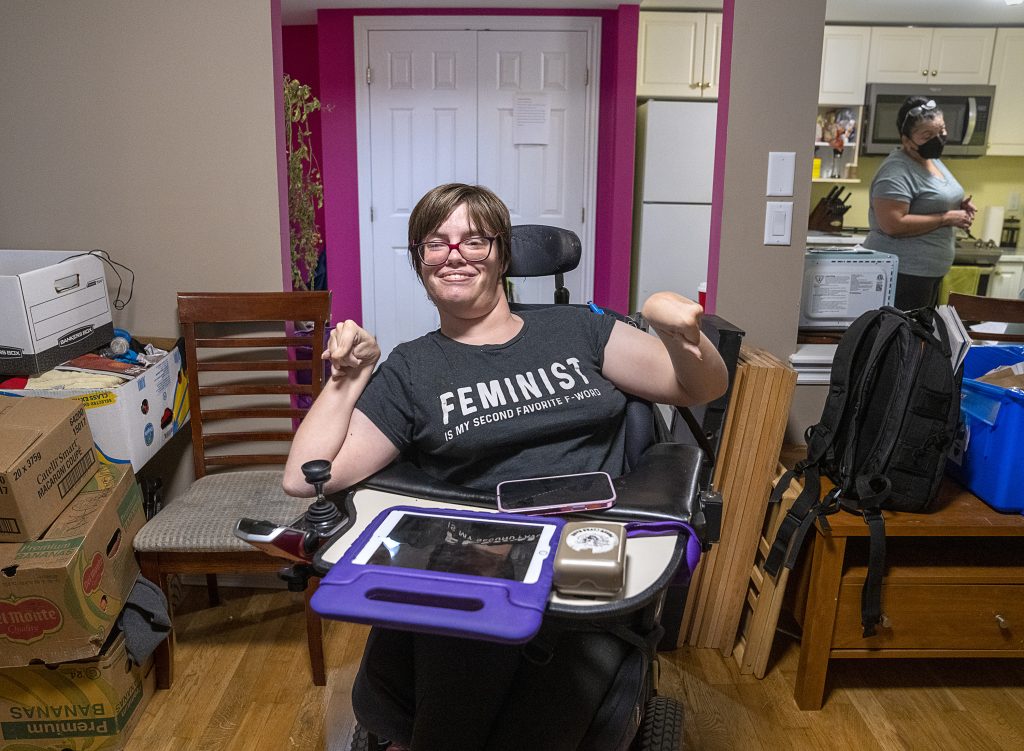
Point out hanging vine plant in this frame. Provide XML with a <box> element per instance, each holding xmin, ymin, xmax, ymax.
<box><xmin>284</xmin><ymin>74</ymin><xmax>324</xmax><ymax>291</ymax></box>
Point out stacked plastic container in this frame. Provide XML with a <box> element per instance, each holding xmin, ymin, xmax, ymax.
<box><xmin>946</xmin><ymin>345</ymin><xmax>1024</xmax><ymax>513</ymax></box>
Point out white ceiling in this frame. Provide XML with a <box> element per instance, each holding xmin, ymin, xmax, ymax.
<box><xmin>281</xmin><ymin>1</ymin><xmax>1024</xmax><ymax>27</ymax></box>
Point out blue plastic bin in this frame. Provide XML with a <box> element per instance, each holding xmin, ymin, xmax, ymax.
<box><xmin>946</xmin><ymin>345</ymin><xmax>1024</xmax><ymax>513</ymax></box>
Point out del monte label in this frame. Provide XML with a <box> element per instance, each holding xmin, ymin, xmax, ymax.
<box><xmin>0</xmin><ymin>596</ymin><xmax>62</xmax><ymax>644</ymax></box>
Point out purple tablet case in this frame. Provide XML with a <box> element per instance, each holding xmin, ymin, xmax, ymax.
<box><xmin>311</xmin><ymin>506</ymin><xmax>564</xmax><ymax>644</ymax></box>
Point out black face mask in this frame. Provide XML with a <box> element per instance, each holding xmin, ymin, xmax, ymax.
<box><xmin>915</xmin><ymin>134</ymin><xmax>947</xmax><ymax>160</ymax></box>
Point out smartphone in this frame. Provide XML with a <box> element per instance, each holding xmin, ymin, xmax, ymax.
<box><xmin>496</xmin><ymin>471</ymin><xmax>616</xmax><ymax>515</ymax></box>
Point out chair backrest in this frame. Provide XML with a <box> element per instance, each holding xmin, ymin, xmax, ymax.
<box><xmin>177</xmin><ymin>291</ymin><xmax>331</xmax><ymax>478</ymax></box>
<box><xmin>947</xmin><ymin>292</ymin><xmax>1024</xmax><ymax>343</ymax></box>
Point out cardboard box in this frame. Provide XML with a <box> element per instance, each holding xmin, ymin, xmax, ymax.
<box><xmin>0</xmin><ymin>396</ymin><xmax>98</xmax><ymax>543</ymax></box>
<box><xmin>0</xmin><ymin>349</ymin><xmax>189</xmax><ymax>473</ymax></box>
<box><xmin>0</xmin><ymin>250</ymin><xmax>114</xmax><ymax>376</ymax></box>
<box><xmin>0</xmin><ymin>464</ymin><xmax>144</xmax><ymax>668</ymax></box>
<box><xmin>0</xmin><ymin>632</ymin><xmax>154</xmax><ymax>751</ymax></box>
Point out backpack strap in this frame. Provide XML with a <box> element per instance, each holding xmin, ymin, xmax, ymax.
<box><xmin>846</xmin><ymin>472</ymin><xmax>892</xmax><ymax>637</ymax></box>
<box><xmin>860</xmin><ymin>507</ymin><xmax>887</xmax><ymax>637</ymax></box>
<box><xmin>763</xmin><ymin>464</ymin><xmax>820</xmax><ymax>577</ymax></box>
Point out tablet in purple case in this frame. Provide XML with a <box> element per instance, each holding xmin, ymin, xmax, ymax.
<box><xmin>311</xmin><ymin>506</ymin><xmax>564</xmax><ymax>644</ymax></box>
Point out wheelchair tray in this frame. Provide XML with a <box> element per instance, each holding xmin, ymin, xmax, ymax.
<box><xmin>315</xmin><ymin>491</ymin><xmax>686</xmax><ymax>621</ymax></box>
<box><xmin>312</xmin><ymin>506</ymin><xmax>564</xmax><ymax>644</ymax></box>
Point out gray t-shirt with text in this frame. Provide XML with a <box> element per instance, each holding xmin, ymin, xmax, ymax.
<box><xmin>356</xmin><ymin>306</ymin><xmax>627</xmax><ymax>491</ymax></box>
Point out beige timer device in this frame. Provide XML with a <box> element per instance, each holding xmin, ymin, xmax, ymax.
<box><xmin>552</xmin><ymin>521</ymin><xmax>627</xmax><ymax>597</ymax></box>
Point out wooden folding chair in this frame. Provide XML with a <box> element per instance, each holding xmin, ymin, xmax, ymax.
<box><xmin>134</xmin><ymin>291</ymin><xmax>331</xmax><ymax>689</ymax></box>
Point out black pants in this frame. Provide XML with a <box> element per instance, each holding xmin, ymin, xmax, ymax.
<box><xmin>352</xmin><ymin>625</ymin><xmax>631</xmax><ymax>751</ymax></box>
<box><xmin>894</xmin><ymin>273</ymin><xmax>942</xmax><ymax>311</ymax></box>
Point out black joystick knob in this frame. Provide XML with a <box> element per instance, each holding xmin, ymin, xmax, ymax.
<box><xmin>301</xmin><ymin>459</ymin><xmax>332</xmax><ymax>493</ymax></box>
<box><xmin>300</xmin><ymin>459</ymin><xmax>343</xmax><ymax>538</ymax></box>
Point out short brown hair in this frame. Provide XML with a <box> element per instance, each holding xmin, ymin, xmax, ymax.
<box><xmin>407</xmin><ymin>184</ymin><xmax>512</xmax><ymax>276</ymax></box>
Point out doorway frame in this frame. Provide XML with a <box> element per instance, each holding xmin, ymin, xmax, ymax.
<box><xmin>352</xmin><ymin>14</ymin><xmax>603</xmax><ymax>333</ymax></box>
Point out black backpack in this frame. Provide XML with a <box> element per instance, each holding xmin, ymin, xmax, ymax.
<box><xmin>764</xmin><ymin>306</ymin><xmax>962</xmax><ymax>636</ymax></box>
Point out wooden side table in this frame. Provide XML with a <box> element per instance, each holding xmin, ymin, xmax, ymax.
<box><xmin>794</xmin><ymin>479</ymin><xmax>1024</xmax><ymax>710</ymax></box>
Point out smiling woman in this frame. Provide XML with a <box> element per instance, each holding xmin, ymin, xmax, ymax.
<box><xmin>280</xmin><ymin>182</ymin><xmax>727</xmax><ymax>748</ymax></box>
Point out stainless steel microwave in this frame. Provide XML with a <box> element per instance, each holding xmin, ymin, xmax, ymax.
<box><xmin>863</xmin><ymin>83</ymin><xmax>995</xmax><ymax>157</ymax></box>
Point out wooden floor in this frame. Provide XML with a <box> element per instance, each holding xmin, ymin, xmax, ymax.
<box><xmin>125</xmin><ymin>585</ymin><xmax>1024</xmax><ymax>751</ymax></box>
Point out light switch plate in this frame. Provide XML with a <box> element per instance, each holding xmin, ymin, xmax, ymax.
<box><xmin>766</xmin><ymin>152</ymin><xmax>796</xmax><ymax>197</ymax></box>
<box><xmin>764</xmin><ymin>201</ymin><xmax>792</xmax><ymax>245</ymax></box>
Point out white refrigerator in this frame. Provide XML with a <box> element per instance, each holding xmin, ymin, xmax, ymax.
<box><xmin>633</xmin><ymin>100</ymin><xmax>718</xmax><ymax>307</ymax></box>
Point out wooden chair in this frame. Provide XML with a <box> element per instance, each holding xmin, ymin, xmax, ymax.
<box><xmin>134</xmin><ymin>291</ymin><xmax>331</xmax><ymax>689</ymax></box>
<box><xmin>947</xmin><ymin>292</ymin><xmax>1024</xmax><ymax>343</ymax></box>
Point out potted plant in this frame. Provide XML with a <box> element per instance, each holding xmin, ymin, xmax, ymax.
<box><xmin>284</xmin><ymin>74</ymin><xmax>324</xmax><ymax>292</ymax></box>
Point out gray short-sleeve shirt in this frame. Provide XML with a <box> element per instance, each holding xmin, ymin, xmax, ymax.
<box><xmin>356</xmin><ymin>306</ymin><xmax>627</xmax><ymax>490</ymax></box>
<box><xmin>864</xmin><ymin>148</ymin><xmax>964</xmax><ymax>277</ymax></box>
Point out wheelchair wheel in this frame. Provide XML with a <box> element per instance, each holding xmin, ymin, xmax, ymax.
<box><xmin>349</xmin><ymin>724</ymin><xmax>390</xmax><ymax>751</ymax></box>
<box><xmin>350</xmin><ymin>725</ymin><xmax>370</xmax><ymax>751</ymax></box>
<box><xmin>632</xmin><ymin>696</ymin><xmax>684</xmax><ymax>751</ymax></box>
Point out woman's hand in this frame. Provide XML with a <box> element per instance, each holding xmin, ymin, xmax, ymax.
<box><xmin>641</xmin><ymin>291</ymin><xmax>704</xmax><ymax>360</ymax></box>
<box><xmin>961</xmin><ymin>194</ymin><xmax>977</xmax><ymax>221</ymax></box>
<box><xmin>941</xmin><ymin>209</ymin><xmax>974</xmax><ymax>231</ymax></box>
<box><xmin>322</xmin><ymin>320</ymin><xmax>380</xmax><ymax>380</ymax></box>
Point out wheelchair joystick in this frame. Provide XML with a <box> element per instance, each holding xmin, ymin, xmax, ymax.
<box><xmin>300</xmin><ymin>459</ymin><xmax>344</xmax><ymax>538</ymax></box>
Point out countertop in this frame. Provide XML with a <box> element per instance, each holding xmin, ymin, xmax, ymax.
<box><xmin>806</xmin><ymin>230</ymin><xmax>867</xmax><ymax>246</ymax></box>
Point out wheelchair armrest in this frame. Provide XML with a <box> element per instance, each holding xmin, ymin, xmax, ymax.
<box><xmin>359</xmin><ymin>441</ymin><xmax>707</xmax><ymax>541</ymax></box>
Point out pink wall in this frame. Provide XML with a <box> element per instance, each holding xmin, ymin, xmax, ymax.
<box><xmin>311</xmin><ymin>6</ymin><xmax>639</xmax><ymax>327</ymax></box>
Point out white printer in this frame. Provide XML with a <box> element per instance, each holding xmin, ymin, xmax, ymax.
<box><xmin>799</xmin><ymin>248</ymin><xmax>898</xmax><ymax>329</ymax></box>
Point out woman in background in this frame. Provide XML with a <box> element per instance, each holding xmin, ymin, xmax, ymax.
<box><xmin>864</xmin><ymin>96</ymin><xmax>977</xmax><ymax>310</ymax></box>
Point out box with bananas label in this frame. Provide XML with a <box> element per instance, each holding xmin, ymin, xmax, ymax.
<box><xmin>0</xmin><ymin>632</ymin><xmax>154</xmax><ymax>751</ymax></box>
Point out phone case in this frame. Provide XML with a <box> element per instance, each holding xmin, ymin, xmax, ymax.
<box><xmin>496</xmin><ymin>472</ymin><xmax>616</xmax><ymax>515</ymax></box>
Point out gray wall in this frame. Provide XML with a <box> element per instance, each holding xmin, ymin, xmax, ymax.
<box><xmin>712</xmin><ymin>0</ymin><xmax>827</xmax><ymax>442</ymax></box>
<box><xmin>0</xmin><ymin>0</ymin><xmax>286</xmax><ymax>339</ymax></box>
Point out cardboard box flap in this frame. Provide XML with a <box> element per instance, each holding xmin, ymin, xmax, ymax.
<box><xmin>2</xmin><ymin>393</ymin><xmax>80</xmax><ymax>425</ymax></box>
<box><xmin>0</xmin><ymin>425</ymin><xmax>42</xmax><ymax>467</ymax></box>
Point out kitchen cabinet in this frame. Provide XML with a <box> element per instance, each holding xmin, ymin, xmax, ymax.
<box><xmin>867</xmin><ymin>27</ymin><xmax>995</xmax><ymax>85</ymax></box>
<box><xmin>987</xmin><ymin>29</ymin><xmax>1024</xmax><ymax>157</ymax></box>
<box><xmin>989</xmin><ymin>256</ymin><xmax>1024</xmax><ymax>300</ymax></box>
<box><xmin>819</xmin><ymin>26</ymin><xmax>871</xmax><ymax>105</ymax></box>
<box><xmin>636</xmin><ymin>11</ymin><xmax>722</xmax><ymax>99</ymax></box>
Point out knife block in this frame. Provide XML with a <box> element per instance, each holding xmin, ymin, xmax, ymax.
<box><xmin>808</xmin><ymin>197</ymin><xmax>843</xmax><ymax>232</ymax></box>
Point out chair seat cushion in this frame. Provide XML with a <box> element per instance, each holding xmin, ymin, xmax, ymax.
<box><xmin>133</xmin><ymin>470</ymin><xmax>314</xmax><ymax>553</ymax></box>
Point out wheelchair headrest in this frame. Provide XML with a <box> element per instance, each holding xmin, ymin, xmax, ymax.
<box><xmin>508</xmin><ymin>225</ymin><xmax>582</xmax><ymax>278</ymax></box>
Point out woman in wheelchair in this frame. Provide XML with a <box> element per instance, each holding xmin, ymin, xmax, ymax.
<box><xmin>284</xmin><ymin>183</ymin><xmax>727</xmax><ymax>750</ymax></box>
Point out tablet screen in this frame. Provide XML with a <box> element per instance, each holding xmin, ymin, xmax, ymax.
<box><xmin>357</xmin><ymin>513</ymin><xmax>549</xmax><ymax>582</ymax></box>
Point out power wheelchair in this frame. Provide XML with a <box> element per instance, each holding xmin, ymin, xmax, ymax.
<box><xmin>240</xmin><ymin>225</ymin><xmax>743</xmax><ymax>751</ymax></box>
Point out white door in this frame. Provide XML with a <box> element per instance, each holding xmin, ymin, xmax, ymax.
<box><xmin>365</xmin><ymin>30</ymin><xmax>478</xmax><ymax>359</ymax></box>
<box><xmin>360</xmin><ymin>21</ymin><xmax>598</xmax><ymax>360</ymax></box>
<box><xmin>477</xmin><ymin>30</ymin><xmax>590</xmax><ymax>307</ymax></box>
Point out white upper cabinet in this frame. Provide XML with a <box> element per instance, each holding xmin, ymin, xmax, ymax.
<box><xmin>987</xmin><ymin>28</ymin><xmax>1024</xmax><ymax>157</ymax></box>
<box><xmin>636</xmin><ymin>12</ymin><xmax>722</xmax><ymax>99</ymax></box>
<box><xmin>819</xmin><ymin>26</ymin><xmax>872</xmax><ymax>105</ymax></box>
<box><xmin>867</xmin><ymin>27</ymin><xmax>995</xmax><ymax>84</ymax></box>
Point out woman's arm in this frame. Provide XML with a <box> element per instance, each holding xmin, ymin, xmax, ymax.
<box><xmin>872</xmin><ymin>197</ymin><xmax>973</xmax><ymax>237</ymax></box>
<box><xmin>602</xmin><ymin>292</ymin><xmax>728</xmax><ymax>408</ymax></box>
<box><xmin>283</xmin><ymin>320</ymin><xmax>400</xmax><ymax>497</ymax></box>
